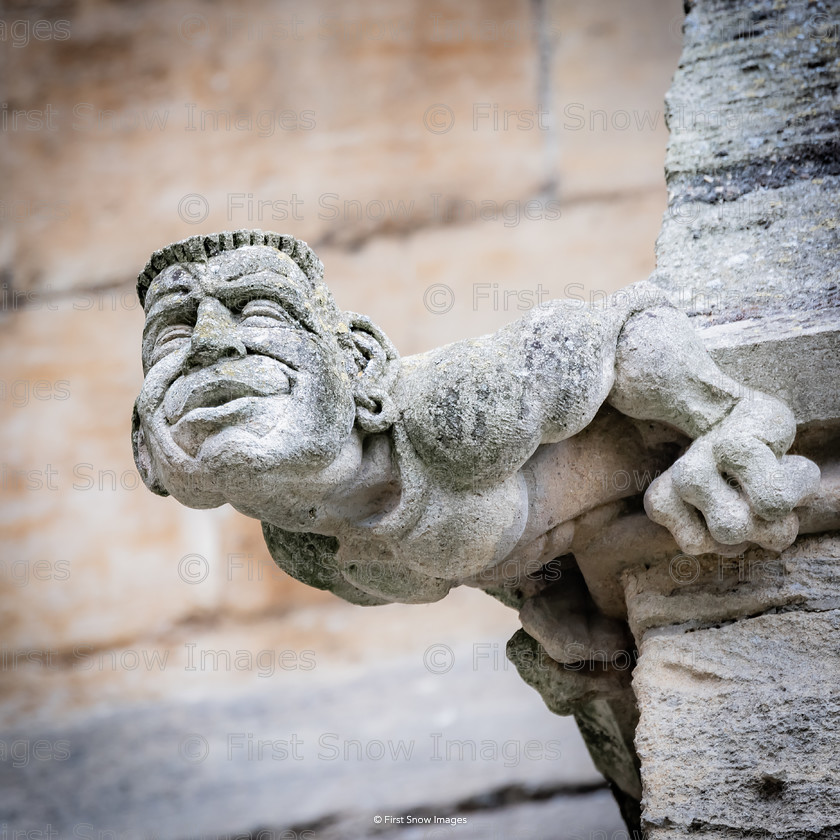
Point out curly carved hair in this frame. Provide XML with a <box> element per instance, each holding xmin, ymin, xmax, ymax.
<box><xmin>137</xmin><ymin>229</ymin><xmax>328</xmax><ymax>307</ymax></box>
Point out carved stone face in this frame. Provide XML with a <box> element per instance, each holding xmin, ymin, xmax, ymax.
<box><xmin>134</xmin><ymin>246</ymin><xmax>356</xmax><ymax>511</ymax></box>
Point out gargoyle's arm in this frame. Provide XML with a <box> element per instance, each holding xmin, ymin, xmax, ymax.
<box><xmin>400</xmin><ymin>293</ymin><xmax>818</xmax><ymax>555</ymax></box>
<box><xmin>607</xmin><ymin>304</ymin><xmax>820</xmax><ymax>555</ymax></box>
<box><xmin>607</xmin><ymin>304</ymin><xmax>743</xmax><ymax>438</ymax></box>
<box><xmin>399</xmin><ymin>299</ymin><xmax>625</xmax><ymax>487</ymax></box>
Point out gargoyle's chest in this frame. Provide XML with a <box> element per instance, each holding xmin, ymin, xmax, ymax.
<box><xmin>383</xmin><ymin>470</ymin><xmax>530</xmax><ymax>581</ymax></box>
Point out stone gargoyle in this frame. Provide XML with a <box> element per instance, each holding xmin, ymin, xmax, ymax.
<box><xmin>131</xmin><ymin>229</ymin><xmax>824</xmax><ymax>824</ymax></box>
<box><xmin>132</xmin><ymin>229</ymin><xmax>819</xmax><ymax>606</ymax></box>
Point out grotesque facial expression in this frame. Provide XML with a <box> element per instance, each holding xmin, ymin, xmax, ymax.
<box><xmin>135</xmin><ymin>246</ymin><xmax>356</xmax><ymax>509</ymax></box>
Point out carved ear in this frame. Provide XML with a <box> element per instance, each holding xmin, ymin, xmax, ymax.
<box><xmin>131</xmin><ymin>400</ymin><xmax>170</xmax><ymax>497</ymax></box>
<box><xmin>345</xmin><ymin>313</ymin><xmax>399</xmax><ymax>434</ymax></box>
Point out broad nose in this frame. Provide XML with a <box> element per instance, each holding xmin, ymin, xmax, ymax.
<box><xmin>184</xmin><ymin>298</ymin><xmax>246</xmax><ymax>369</ymax></box>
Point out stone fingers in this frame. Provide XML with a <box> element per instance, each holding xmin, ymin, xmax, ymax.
<box><xmin>670</xmin><ymin>439</ymin><xmax>756</xmax><ymax>545</ymax></box>
<box><xmin>712</xmin><ymin>432</ymin><xmax>821</xmax><ymax>520</ymax></box>
<box><xmin>746</xmin><ymin>511</ymin><xmax>801</xmax><ymax>553</ymax></box>
<box><xmin>646</xmin><ymin>441</ymin><xmax>807</xmax><ymax>556</ymax></box>
<box><xmin>644</xmin><ymin>470</ymin><xmax>749</xmax><ymax>558</ymax></box>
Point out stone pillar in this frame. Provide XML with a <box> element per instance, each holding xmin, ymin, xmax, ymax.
<box><xmin>510</xmin><ymin>0</ymin><xmax>839</xmax><ymax>833</ymax></box>
<box><xmin>627</xmin><ymin>0</ymin><xmax>840</xmax><ymax>835</ymax></box>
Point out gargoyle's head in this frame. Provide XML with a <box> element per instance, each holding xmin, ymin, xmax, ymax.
<box><xmin>132</xmin><ymin>230</ymin><xmax>398</xmax><ymax>518</ymax></box>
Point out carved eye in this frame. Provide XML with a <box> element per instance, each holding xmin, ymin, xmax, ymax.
<box><xmin>239</xmin><ymin>300</ymin><xmax>295</xmax><ymax>327</ymax></box>
<box><xmin>156</xmin><ymin>325</ymin><xmax>193</xmax><ymax>346</ymax></box>
<box><xmin>149</xmin><ymin>324</ymin><xmax>192</xmax><ymax>365</ymax></box>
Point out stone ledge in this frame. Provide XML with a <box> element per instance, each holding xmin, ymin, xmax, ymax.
<box><xmin>624</xmin><ymin>532</ymin><xmax>840</xmax><ymax>641</ymax></box>
<box><xmin>704</xmin><ymin>313</ymin><xmax>840</xmax><ymax>426</ymax></box>
<box><xmin>653</xmin><ymin>177</ymin><xmax>840</xmax><ymax>331</ymax></box>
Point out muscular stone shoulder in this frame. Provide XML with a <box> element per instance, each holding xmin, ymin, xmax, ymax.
<box><xmin>396</xmin><ymin>331</ymin><xmax>540</xmax><ymax>488</ymax></box>
<box><xmin>395</xmin><ymin>291</ymin><xmax>659</xmax><ymax>489</ymax></box>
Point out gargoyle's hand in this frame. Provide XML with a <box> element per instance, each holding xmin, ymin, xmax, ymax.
<box><xmin>644</xmin><ymin>394</ymin><xmax>820</xmax><ymax>556</ymax></box>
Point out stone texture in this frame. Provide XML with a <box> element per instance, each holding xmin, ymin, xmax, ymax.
<box><xmin>0</xmin><ymin>304</ymin><xmax>340</xmax><ymax>653</ymax></box>
<box><xmin>0</xmin><ymin>196</ymin><xmax>667</xmax><ymax>653</ymax></box>
<box><xmin>634</xmin><ymin>610</ymin><xmax>840</xmax><ymax>838</ymax></box>
<box><xmin>654</xmin><ymin>179</ymin><xmax>840</xmax><ymax>328</ymax></box>
<box><xmin>132</xmin><ymin>230</ymin><xmax>818</xmax><ymax>610</ymax></box>
<box><xmin>1</xmin><ymin>1</ymin><xmax>756</xmax><ymax>836</ymax></box>
<box><xmin>650</xmin><ymin>0</ymin><xmax>840</xmax><ymax>327</ymax></box>
<box><xmin>519</xmin><ymin>567</ymin><xmax>633</xmax><ymax>665</ymax></box>
<box><xmin>0</xmin><ymin>0</ymin><xmax>681</xmax><ymax>663</ymax></box>
<box><xmin>704</xmin><ymin>310</ymin><xmax>840</xmax><ymax>428</ymax></box>
<box><xmin>624</xmin><ymin>533</ymin><xmax>840</xmax><ymax>641</ymax></box>
<box><xmin>2</xmin><ymin>2</ymin><xmax>834</xmax><ymax>837</ymax></box>
<box><xmin>2</xmin><ymin>0</ymin><xmax>834</xmax><ymax>831</ymax></box>
<box><xmin>547</xmin><ymin>0</ymin><xmax>684</xmax><ymax>198</ymax></box>
<box><xmin>626</xmin><ymin>0</ymin><xmax>840</xmax><ymax>836</ymax></box>
<box><xmin>320</xmin><ymin>191</ymin><xmax>670</xmax><ymax>356</ymax></box>
<box><xmin>0</xmin><ymin>0</ymin><xmax>680</xmax><ymax>295</ymax></box>
<box><xmin>124</xmin><ymin>14</ymin><xmax>828</xmax><ymax>814</ymax></box>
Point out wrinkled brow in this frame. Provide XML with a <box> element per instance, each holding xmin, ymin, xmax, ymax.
<box><xmin>214</xmin><ymin>274</ymin><xmax>319</xmax><ymax>332</ymax></box>
<box><xmin>144</xmin><ymin>266</ymin><xmax>201</xmax><ymax>314</ymax></box>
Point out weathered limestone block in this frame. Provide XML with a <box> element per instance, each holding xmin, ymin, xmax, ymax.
<box><xmin>703</xmin><ymin>310</ymin><xmax>840</xmax><ymax>428</ymax></box>
<box><xmin>656</xmin><ymin>0</ymin><xmax>840</xmax><ymax>327</ymax></box>
<box><xmin>654</xmin><ymin>179</ymin><xmax>840</xmax><ymax>330</ymax></box>
<box><xmin>634</xmin><ymin>608</ymin><xmax>840</xmax><ymax>838</ymax></box>
<box><xmin>625</xmin><ymin>532</ymin><xmax>840</xmax><ymax>641</ymax></box>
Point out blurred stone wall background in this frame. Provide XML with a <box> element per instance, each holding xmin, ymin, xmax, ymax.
<box><xmin>0</xmin><ymin>0</ymin><xmax>682</xmax><ymax>835</ymax></box>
